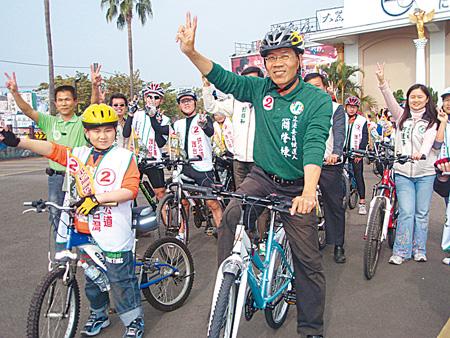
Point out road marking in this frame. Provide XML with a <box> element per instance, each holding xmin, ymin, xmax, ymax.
<box><xmin>438</xmin><ymin>318</ymin><xmax>450</xmax><ymax>338</ymax></box>
<box><xmin>0</xmin><ymin>168</ymin><xmax>44</xmax><ymax>177</ymax></box>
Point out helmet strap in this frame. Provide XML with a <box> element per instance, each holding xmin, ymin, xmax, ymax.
<box><xmin>276</xmin><ymin>77</ymin><xmax>299</xmax><ymax>94</ymax></box>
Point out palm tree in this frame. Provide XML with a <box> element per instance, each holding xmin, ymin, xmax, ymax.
<box><xmin>101</xmin><ymin>0</ymin><xmax>153</xmax><ymax>99</ymax></box>
<box><xmin>320</xmin><ymin>61</ymin><xmax>364</xmax><ymax>104</ymax></box>
<box><xmin>44</xmin><ymin>0</ymin><xmax>55</xmax><ymax>115</ymax></box>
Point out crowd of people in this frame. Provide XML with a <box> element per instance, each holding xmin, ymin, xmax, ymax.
<box><xmin>1</xmin><ymin>13</ymin><xmax>449</xmax><ymax>338</ymax></box>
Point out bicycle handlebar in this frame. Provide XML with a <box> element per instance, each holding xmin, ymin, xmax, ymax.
<box><xmin>23</xmin><ymin>199</ymin><xmax>118</xmax><ymax>214</ymax></box>
<box><xmin>181</xmin><ymin>184</ymin><xmax>293</xmax><ymax>214</ymax></box>
<box><xmin>138</xmin><ymin>156</ymin><xmax>202</xmax><ymax>171</ymax></box>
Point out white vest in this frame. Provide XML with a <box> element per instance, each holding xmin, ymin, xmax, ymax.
<box><xmin>324</xmin><ymin>102</ymin><xmax>341</xmax><ymax>159</ymax></box>
<box><xmin>173</xmin><ymin>114</ymin><xmax>213</xmax><ymax>171</ymax></box>
<box><xmin>133</xmin><ymin>110</ymin><xmax>168</xmax><ymax>160</ymax></box>
<box><xmin>439</xmin><ymin>122</ymin><xmax>450</xmax><ymax>159</ymax></box>
<box><xmin>394</xmin><ymin>119</ymin><xmax>437</xmax><ymax>177</ymax></box>
<box><xmin>57</xmin><ymin>146</ymin><xmax>135</xmax><ymax>252</ymax></box>
<box><xmin>213</xmin><ymin>118</ymin><xmax>234</xmax><ymax>154</ymax></box>
<box><xmin>346</xmin><ymin>114</ymin><xmax>366</xmax><ymax>150</ymax></box>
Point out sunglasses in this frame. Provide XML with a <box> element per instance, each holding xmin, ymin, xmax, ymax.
<box><xmin>180</xmin><ymin>98</ymin><xmax>194</xmax><ymax>104</ymax></box>
<box><xmin>147</xmin><ymin>95</ymin><xmax>161</xmax><ymax>100</ymax></box>
<box><xmin>113</xmin><ymin>104</ymin><xmax>126</xmax><ymax>107</ymax></box>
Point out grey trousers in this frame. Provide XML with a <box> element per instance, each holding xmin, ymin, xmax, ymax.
<box><xmin>218</xmin><ymin>165</ymin><xmax>325</xmax><ymax>337</ymax></box>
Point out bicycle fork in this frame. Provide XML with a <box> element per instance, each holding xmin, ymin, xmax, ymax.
<box><xmin>208</xmin><ymin>223</ymin><xmax>250</xmax><ymax>338</ymax></box>
<box><xmin>364</xmin><ymin>196</ymin><xmax>392</xmax><ymax>242</ymax></box>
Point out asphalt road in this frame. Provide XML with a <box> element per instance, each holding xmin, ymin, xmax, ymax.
<box><xmin>0</xmin><ymin>157</ymin><xmax>449</xmax><ymax>338</ymax></box>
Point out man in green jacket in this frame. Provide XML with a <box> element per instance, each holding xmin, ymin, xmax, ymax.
<box><xmin>177</xmin><ymin>14</ymin><xmax>331</xmax><ymax>338</ymax></box>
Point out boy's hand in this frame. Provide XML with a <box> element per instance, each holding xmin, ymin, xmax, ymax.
<box><xmin>73</xmin><ymin>195</ymin><xmax>99</xmax><ymax>215</ymax></box>
<box><xmin>197</xmin><ymin>111</ymin><xmax>207</xmax><ymax>128</ymax></box>
<box><xmin>0</xmin><ymin>128</ymin><xmax>20</xmax><ymax>147</ymax></box>
<box><xmin>4</xmin><ymin>72</ymin><xmax>19</xmax><ymax>93</ymax></box>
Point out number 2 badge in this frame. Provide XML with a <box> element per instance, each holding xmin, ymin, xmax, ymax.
<box><xmin>263</xmin><ymin>95</ymin><xmax>274</xmax><ymax>111</ymax></box>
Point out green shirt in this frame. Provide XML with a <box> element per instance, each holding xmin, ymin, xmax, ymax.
<box><xmin>37</xmin><ymin>112</ymin><xmax>87</xmax><ymax>171</ymax></box>
<box><xmin>207</xmin><ymin>63</ymin><xmax>332</xmax><ymax>180</ymax></box>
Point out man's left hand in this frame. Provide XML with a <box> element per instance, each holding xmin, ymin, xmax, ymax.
<box><xmin>290</xmin><ymin>194</ymin><xmax>316</xmax><ymax>215</ymax></box>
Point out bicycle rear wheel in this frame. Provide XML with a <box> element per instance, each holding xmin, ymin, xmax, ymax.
<box><xmin>157</xmin><ymin>193</ymin><xmax>189</xmax><ymax>242</ymax></box>
<box><xmin>27</xmin><ymin>267</ymin><xmax>80</xmax><ymax>338</ymax></box>
<box><xmin>387</xmin><ymin>198</ymin><xmax>398</xmax><ymax>249</ymax></box>
<box><xmin>264</xmin><ymin>232</ymin><xmax>293</xmax><ymax>329</ymax></box>
<box><xmin>342</xmin><ymin>172</ymin><xmax>350</xmax><ymax>210</ymax></box>
<box><xmin>208</xmin><ymin>272</ymin><xmax>238</xmax><ymax>338</ymax></box>
<box><xmin>141</xmin><ymin>237</ymin><xmax>194</xmax><ymax>312</ymax></box>
<box><xmin>363</xmin><ymin>198</ymin><xmax>385</xmax><ymax>280</ymax></box>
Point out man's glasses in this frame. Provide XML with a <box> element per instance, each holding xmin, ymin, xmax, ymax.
<box><xmin>180</xmin><ymin>98</ymin><xmax>194</xmax><ymax>104</ymax></box>
<box><xmin>113</xmin><ymin>104</ymin><xmax>126</xmax><ymax>107</ymax></box>
<box><xmin>147</xmin><ymin>95</ymin><xmax>161</xmax><ymax>100</ymax></box>
<box><xmin>264</xmin><ymin>54</ymin><xmax>292</xmax><ymax>64</ymax></box>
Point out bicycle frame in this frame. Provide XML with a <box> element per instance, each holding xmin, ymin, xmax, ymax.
<box><xmin>208</xmin><ymin>209</ymin><xmax>294</xmax><ymax>338</ymax></box>
<box><xmin>53</xmin><ymin>208</ymin><xmax>181</xmax><ymax>291</ymax></box>
<box><xmin>366</xmin><ymin>164</ymin><xmax>396</xmax><ymax>242</ymax></box>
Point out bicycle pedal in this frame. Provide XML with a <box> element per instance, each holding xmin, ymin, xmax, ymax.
<box><xmin>284</xmin><ymin>290</ymin><xmax>296</xmax><ymax>305</ymax></box>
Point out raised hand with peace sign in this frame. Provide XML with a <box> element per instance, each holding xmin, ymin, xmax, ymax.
<box><xmin>176</xmin><ymin>12</ymin><xmax>213</xmax><ymax>76</ymax></box>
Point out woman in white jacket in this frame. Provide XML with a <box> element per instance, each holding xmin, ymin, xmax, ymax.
<box><xmin>376</xmin><ymin>62</ymin><xmax>439</xmax><ymax>265</ymax></box>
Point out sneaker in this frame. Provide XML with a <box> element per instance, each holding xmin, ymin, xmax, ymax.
<box><xmin>413</xmin><ymin>253</ymin><xmax>427</xmax><ymax>262</ymax></box>
<box><xmin>358</xmin><ymin>203</ymin><xmax>367</xmax><ymax>215</ymax></box>
<box><xmin>124</xmin><ymin>317</ymin><xmax>144</xmax><ymax>338</ymax></box>
<box><xmin>175</xmin><ymin>232</ymin><xmax>185</xmax><ymax>242</ymax></box>
<box><xmin>81</xmin><ymin>312</ymin><xmax>110</xmax><ymax>336</ymax></box>
<box><xmin>388</xmin><ymin>255</ymin><xmax>404</xmax><ymax>265</ymax></box>
<box><xmin>442</xmin><ymin>257</ymin><xmax>450</xmax><ymax>265</ymax></box>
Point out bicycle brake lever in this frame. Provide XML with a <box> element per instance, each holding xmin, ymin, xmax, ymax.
<box><xmin>23</xmin><ymin>208</ymin><xmax>38</xmax><ymax>214</ymax></box>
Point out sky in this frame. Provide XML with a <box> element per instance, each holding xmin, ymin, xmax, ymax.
<box><xmin>0</xmin><ymin>0</ymin><xmax>342</xmax><ymax>91</ymax></box>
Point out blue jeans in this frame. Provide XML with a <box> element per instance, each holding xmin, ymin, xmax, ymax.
<box><xmin>85</xmin><ymin>250</ymin><xmax>142</xmax><ymax>327</ymax></box>
<box><xmin>48</xmin><ymin>174</ymin><xmax>66</xmax><ymax>231</ymax></box>
<box><xmin>394</xmin><ymin>174</ymin><xmax>435</xmax><ymax>258</ymax></box>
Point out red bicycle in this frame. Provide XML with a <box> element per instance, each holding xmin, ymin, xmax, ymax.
<box><xmin>353</xmin><ymin>144</ymin><xmax>423</xmax><ymax>279</ymax></box>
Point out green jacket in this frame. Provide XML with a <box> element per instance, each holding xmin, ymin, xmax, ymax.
<box><xmin>206</xmin><ymin>63</ymin><xmax>332</xmax><ymax>180</ymax></box>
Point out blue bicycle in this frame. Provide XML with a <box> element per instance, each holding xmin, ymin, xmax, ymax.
<box><xmin>24</xmin><ymin>200</ymin><xmax>194</xmax><ymax>338</ymax></box>
<box><xmin>181</xmin><ymin>185</ymin><xmax>294</xmax><ymax>338</ymax></box>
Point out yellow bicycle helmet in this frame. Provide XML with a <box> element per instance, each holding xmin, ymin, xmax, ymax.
<box><xmin>82</xmin><ymin>104</ymin><xmax>119</xmax><ymax>129</ymax></box>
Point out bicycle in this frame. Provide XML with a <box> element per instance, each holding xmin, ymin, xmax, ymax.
<box><xmin>180</xmin><ymin>184</ymin><xmax>295</xmax><ymax>337</ymax></box>
<box><xmin>316</xmin><ymin>186</ymin><xmax>326</xmax><ymax>250</ymax></box>
<box><xmin>354</xmin><ymin>146</ymin><xmax>424</xmax><ymax>280</ymax></box>
<box><xmin>152</xmin><ymin>155</ymin><xmax>222</xmax><ymax>245</ymax></box>
<box><xmin>342</xmin><ymin>157</ymin><xmax>359</xmax><ymax>210</ymax></box>
<box><xmin>25</xmin><ymin>199</ymin><xmax>194</xmax><ymax>338</ymax></box>
<box><xmin>213</xmin><ymin>152</ymin><xmax>235</xmax><ymax>194</ymax></box>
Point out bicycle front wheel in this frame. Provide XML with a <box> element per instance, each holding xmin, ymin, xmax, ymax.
<box><xmin>264</xmin><ymin>234</ymin><xmax>293</xmax><ymax>329</ymax></box>
<box><xmin>208</xmin><ymin>272</ymin><xmax>238</xmax><ymax>338</ymax></box>
<box><xmin>342</xmin><ymin>172</ymin><xmax>350</xmax><ymax>210</ymax></box>
<box><xmin>363</xmin><ymin>198</ymin><xmax>385</xmax><ymax>280</ymax></box>
<box><xmin>27</xmin><ymin>267</ymin><xmax>80</xmax><ymax>338</ymax></box>
<box><xmin>349</xmin><ymin>188</ymin><xmax>359</xmax><ymax>209</ymax></box>
<box><xmin>141</xmin><ymin>237</ymin><xmax>194</xmax><ymax>312</ymax></box>
<box><xmin>157</xmin><ymin>193</ymin><xmax>189</xmax><ymax>242</ymax></box>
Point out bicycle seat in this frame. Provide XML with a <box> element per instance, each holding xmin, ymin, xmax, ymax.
<box><xmin>132</xmin><ymin>206</ymin><xmax>158</xmax><ymax>235</ymax></box>
<box><xmin>179</xmin><ymin>173</ymin><xmax>196</xmax><ymax>183</ymax></box>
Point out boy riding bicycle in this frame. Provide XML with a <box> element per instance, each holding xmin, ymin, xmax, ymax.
<box><xmin>0</xmin><ymin>104</ymin><xmax>144</xmax><ymax>338</ymax></box>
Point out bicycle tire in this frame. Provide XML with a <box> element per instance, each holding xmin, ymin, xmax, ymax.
<box><xmin>387</xmin><ymin>198</ymin><xmax>398</xmax><ymax>249</ymax></box>
<box><xmin>27</xmin><ymin>267</ymin><xmax>80</xmax><ymax>338</ymax></box>
<box><xmin>157</xmin><ymin>193</ymin><xmax>189</xmax><ymax>243</ymax></box>
<box><xmin>141</xmin><ymin>237</ymin><xmax>195</xmax><ymax>312</ymax></box>
<box><xmin>208</xmin><ymin>272</ymin><xmax>238</xmax><ymax>338</ymax></box>
<box><xmin>349</xmin><ymin>189</ymin><xmax>359</xmax><ymax>210</ymax></box>
<box><xmin>363</xmin><ymin>198</ymin><xmax>385</xmax><ymax>280</ymax></box>
<box><xmin>264</xmin><ymin>234</ymin><xmax>293</xmax><ymax>329</ymax></box>
<box><xmin>318</xmin><ymin>220</ymin><xmax>327</xmax><ymax>250</ymax></box>
<box><xmin>342</xmin><ymin>172</ymin><xmax>350</xmax><ymax>210</ymax></box>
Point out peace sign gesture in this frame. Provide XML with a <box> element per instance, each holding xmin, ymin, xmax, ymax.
<box><xmin>375</xmin><ymin>62</ymin><xmax>385</xmax><ymax>85</ymax></box>
<box><xmin>4</xmin><ymin>72</ymin><xmax>19</xmax><ymax>93</ymax></box>
<box><xmin>176</xmin><ymin>12</ymin><xmax>198</xmax><ymax>56</ymax></box>
<box><xmin>90</xmin><ymin>64</ymin><xmax>102</xmax><ymax>87</ymax></box>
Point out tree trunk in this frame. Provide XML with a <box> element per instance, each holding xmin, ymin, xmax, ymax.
<box><xmin>127</xmin><ymin>14</ymin><xmax>134</xmax><ymax>99</ymax></box>
<box><xmin>44</xmin><ymin>0</ymin><xmax>55</xmax><ymax>115</ymax></box>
